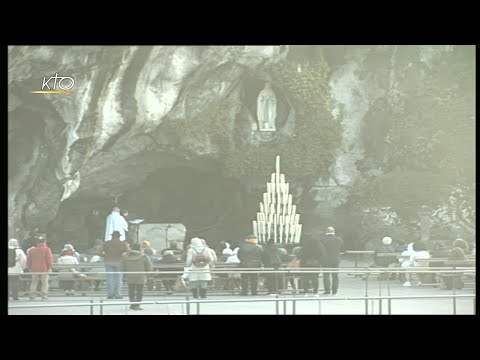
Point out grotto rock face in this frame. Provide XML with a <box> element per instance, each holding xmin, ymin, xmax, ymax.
<box><xmin>8</xmin><ymin>46</ymin><xmax>286</xmax><ymax>240</ymax></box>
<box><xmin>8</xmin><ymin>45</ymin><xmax>474</xmax><ymax>248</ymax></box>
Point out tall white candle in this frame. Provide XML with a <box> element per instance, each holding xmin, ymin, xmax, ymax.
<box><xmin>260</xmin><ymin>203</ymin><xmax>264</xmax><ymax>214</ymax></box>
<box><xmin>295</xmin><ymin>214</ymin><xmax>300</xmax><ymax>224</ymax></box>
<box><xmin>285</xmin><ymin>183</ymin><xmax>289</xmax><ymax>196</ymax></box>
<box><xmin>280</xmin><ymin>174</ymin><xmax>285</xmax><ymax>184</ymax></box>
<box><xmin>295</xmin><ymin>224</ymin><xmax>302</xmax><ymax>243</ymax></box>
<box><xmin>273</xmin><ymin>217</ymin><xmax>277</xmax><ymax>243</ymax></box>
<box><xmin>290</xmin><ymin>224</ymin><xmax>296</xmax><ymax>242</ymax></box>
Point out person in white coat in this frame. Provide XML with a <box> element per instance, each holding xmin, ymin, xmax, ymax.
<box><xmin>8</xmin><ymin>239</ymin><xmax>27</xmax><ymax>300</ymax></box>
<box><xmin>104</xmin><ymin>207</ymin><xmax>128</xmax><ymax>241</ymax></box>
<box><xmin>186</xmin><ymin>237</ymin><xmax>212</xmax><ymax>299</ymax></box>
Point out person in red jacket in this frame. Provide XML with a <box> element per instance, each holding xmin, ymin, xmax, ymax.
<box><xmin>26</xmin><ymin>236</ymin><xmax>53</xmax><ymax>300</ymax></box>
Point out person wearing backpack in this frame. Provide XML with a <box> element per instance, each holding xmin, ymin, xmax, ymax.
<box><xmin>8</xmin><ymin>239</ymin><xmax>27</xmax><ymax>301</ymax></box>
<box><xmin>186</xmin><ymin>237</ymin><xmax>212</xmax><ymax>299</ymax></box>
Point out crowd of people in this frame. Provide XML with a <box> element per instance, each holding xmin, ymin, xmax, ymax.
<box><xmin>7</xmin><ymin>206</ymin><xmax>475</xmax><ymax>305</ymax></box>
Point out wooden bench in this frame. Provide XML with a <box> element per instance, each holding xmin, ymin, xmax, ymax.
<box><xmin>411</xmin><ymin>258</ymin><xmax>475</xmax><ymax>288</ymax></box>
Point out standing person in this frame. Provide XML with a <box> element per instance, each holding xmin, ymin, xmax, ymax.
<box><xmin>26</xmin><ymin>236</ymin><xmax>53</xmax><ymax>300</ymax></box>
<box><xmin>225</xmin><ymin>247</ymin><xmax>241</xmax><ymax>290</ymax></box>
<box><xmin>299</xmin><ymin>237</ymin><xmax>326</xmax><ymax>296</ymax></box>
<box><xmin>237</xmin><ymin>235</ymin><xmax>263</xmax><ymax>296</ymax></box>
<box><xmin>121</xmin><ymin>243</ymin><xmax>152</xmax><ymax>310</ymax></box>
<box><xmin>321</xmin><ymin>227</ymin><xmax>344</xmax><ymax>295</ymax></box>
<box><xmin>186</xmin><ymin>237</ymin><xmax>213</xmax><ymax>299</ymax></box>
<box><xmin>262</xmin><ymin>239</ymin><xmax>283</xmax><ymax>294</ymax></box>
<box><xmin>101</xmin><ymin>230</ymin><xmax>129</xmax><ymax>299</ymax></box>
<box><xmin>104</xmin><ymin>207</ymin><xmax>128</xmax><ymax>241</ymax></box>
<box><xmin>8</xmin><ymin>239</ymin><xmax>27</xmax><ymax>301</ymax></box>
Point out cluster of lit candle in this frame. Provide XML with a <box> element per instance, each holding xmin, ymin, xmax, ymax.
<box><xmin>253</xmin><ymin>155</ymin><xmax>302</xmax><ymax>244</ymax></box>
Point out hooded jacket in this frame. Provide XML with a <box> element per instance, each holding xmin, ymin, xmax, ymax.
<box><xmin>120</xmin><ymin>250</ymin><xmax>153</xmax><ymax>284</ymax></box>
<box><xmin>186</xmin><ymin>237</ymin><xmax>212</xmax><ymax>282</ymax></box>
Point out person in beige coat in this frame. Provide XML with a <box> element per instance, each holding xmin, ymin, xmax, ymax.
<box><xmin>186</xmin><ymin>237</ymin><xmax>213</xmax><ymax>299</ymax></box>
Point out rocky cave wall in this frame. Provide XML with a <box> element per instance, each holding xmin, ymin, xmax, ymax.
<box><xmin>8</xmin><ymin>45</ymin><xmax>475</xmax><ymax>250</ymax></box>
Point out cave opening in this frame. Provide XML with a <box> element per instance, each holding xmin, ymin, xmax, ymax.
<box><xmin>47</xmin><ymin>166</ymin><xmax>262</xmax><ymax>253</ymax></box>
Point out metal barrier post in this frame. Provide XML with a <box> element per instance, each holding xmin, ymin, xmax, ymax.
<box><xmin>275</xmin><ymin>297</ymin><xmax>279</xmax><ymax>315</ymax></box>
<box><xmin>283</xmin><ymin>299</ymin><xmax>287</xmax><ymax>315</ymax></box>
<box><xmin>387</xmin><ymin>277</ymin><xmax>392</xmax><ymax>315</ymax></box>
<box><xmin>100</xmin><ymin>300</ymin><xmax>103</xmax><ymax>315</ymax></box>
<box><xmin>379</xmin><ymin>275</ymin><xmax>382</xmax><ymax>315</ymax></box>
<box><xmin>365</xmin><ymin>271</ymin><xmax>369</xmax><ymax>315</ymax></box>
<box><xmin>453</xmin><ymin>285</ymin><xmax>457</xmax><ymax>315</ymax></box>
<box><xmin>186</xmin><ymin>298</ymin><xmax>190</xmax><ymax>315</ymax></box>
<box><xmin>197</xmin><ymin>301</ymin><xmax>200</xmax><ymax>315</ymax></box>
<box><xmin>293</xmin><ymin>299</ymin><xmax>296</xmax><ymax>315</ymax></box>
<box><xmin>90</xmin><ymin>299</ymin><xmax>94</xmax><ymax>315</ymax></box>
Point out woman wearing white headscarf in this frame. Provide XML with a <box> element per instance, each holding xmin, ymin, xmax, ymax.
<box><xmin>186</xmin><ymin>237</ymin><xmax>212</xmax><ymax>299</ymax></box>
<box><xmin>8</xmin><ymin>239</ymin><xmax>27</xmax><ymax>300</ymax></box>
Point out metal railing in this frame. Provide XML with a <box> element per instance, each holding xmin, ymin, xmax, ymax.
<box><xmin>8</xmin><ymin>293</ymin><xmax>475</xmax><ymax>315</ymax></box>
<box><xmin>9</xmin><ymin>267</ymin><xmax>475</xmax><ymax>315</ymax></box>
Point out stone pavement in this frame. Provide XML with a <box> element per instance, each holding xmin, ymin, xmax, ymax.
<box><xmin>8</xmin><ymin>268</ymin><xmax>475</xmax><ymax>315</ymax></box>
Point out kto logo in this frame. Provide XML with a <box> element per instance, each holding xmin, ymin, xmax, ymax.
<box><xmin>31</xmin><ymin>73</ymin><xmax>75</xmax><ymax>94</ymax></box>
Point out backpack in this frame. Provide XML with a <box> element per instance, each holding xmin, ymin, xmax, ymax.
<box><xmin>193</xmin><ymin>248</ymin><xmax>211</xmax><ymax>267</ymax></box>
<box><xmin>8</xmin><ymin>248</ymin><xmax>17</xmax><ymax>267</ymax></box>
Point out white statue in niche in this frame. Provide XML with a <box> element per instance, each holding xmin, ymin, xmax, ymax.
<box><xmin>257</xmin><ymin>82</ymin><xmax>277</xmax><ymax>131</ymax></box>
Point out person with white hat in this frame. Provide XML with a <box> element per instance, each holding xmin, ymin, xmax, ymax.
<box><xmin>374</xmin><ymin>236</ymin><xmax>397</xmax><ymax>280</ymax></box>
<box><xmin>8</xmin><ymin>239</ymin><xmax>27</xmax><ymax>301</ymax></box>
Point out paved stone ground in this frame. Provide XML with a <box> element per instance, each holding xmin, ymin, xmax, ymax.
<box><xmin>8</xmin><ymin>260</ymin><xmax>475</xmax><ymax>315</ymax></box>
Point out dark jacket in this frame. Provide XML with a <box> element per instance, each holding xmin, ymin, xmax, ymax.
<box><xmin>321</xmin><ymin>234</ymin><xmax>344</xmax><ymax>266</ymax></box>
<box><xmin>102</xmin><ymin>238</ymin><xmax>128</xmax><ymax>263</ymax></box>
<box><xmin>374</xmin><ymin>244</ymin><xmax>397</xmax><ymax>267</ymax></box>
<box><xmin>262</xmin><ymin>243</ymin><xmax>282</xmax><ymax>268</ymax></box>
<box><xmin>299</xmin><ymin>239</ymin><xmax>326</xmax><ymax>267</ymax></box>
<box><xmin>120</xmin><ymin>250</ymin><xmax>153</xmax><ymax>284</ymax></box>
<box><xmin>237</xmin><ymin>242</ymin><xmax>263</xmax><ymax>268</ymax></box>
